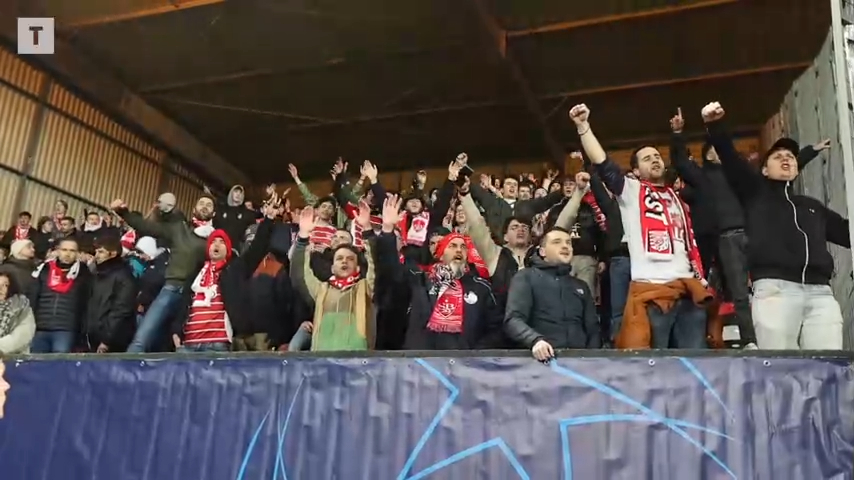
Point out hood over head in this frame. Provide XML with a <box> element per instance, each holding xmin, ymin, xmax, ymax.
<box><xmin>228</xmin><ymin>185</ymin><xmax>245</xmax><ymax>207</ymax></box>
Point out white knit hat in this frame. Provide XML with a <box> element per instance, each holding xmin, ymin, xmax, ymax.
<box><xmin>10</xmin><ymin>239</ymin><xmax>33</xmax><ymax>260</ymax></box>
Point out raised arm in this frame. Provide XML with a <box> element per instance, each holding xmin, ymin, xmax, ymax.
<box><xmin>554</xmin><ymin>172</ymin><xmax>589</xmax><ymax>229</ymax></box>
<box><xmin>360</xmin><ymin>161</ymin><xmax>388</xmax><ymax>210</ymax></box>
<box><xmin>290</xmin><ymin>207</ymin><xmax>322</xmax><ymax>302</ymax></box>
<box><xmin>352</xmin><ymin>199</ymin><xmax>378</xmax><ymax>296</ymax></box>
<box><xmin>288</xmin><ymin>163</ymin><xmax>318</xmax><ymax>206</ymax></box>
<box><xmin>669</xmin><ymin>108</ymin><xmax>705</xmax><ymax>188</ymax></box>
<box><xmin>374</xmin><ymin>195</ymin><xmax>407</xmax><ymax>286</ymax></box>
<box><xmin>111</xmin><ymin>199</ymin><xmax>171</xmax><ymax>242</ymax></box>
<box><xmin>798</xmin><ymin>140</ymin><xmax>830</xmax><ymax>170</ymax></box>
<box><xmin>702</xmin><ymin>102</ymin><xmax>762</xmax><ymax>202</ymax></box>
<box><xmin>569</xmin><ymin>104</ymin><xmax>627</xmax><ymax>196</ymax></box>
<box><xmin>429</xmin><ymin>175</ymin><xmax>456</xmax><ymax>232</ymax></box>
<box><xmin>459</xmin><ymin>190</ymin><xmax>501</xmax><ymax>275</ymax></box>
<box><xmin>824</xmin><ymin>206</ymin><xmax>851</xmax><ymax>248</ymax></box>
<box><xmin>240</xmin><ymin>206</ymin><xmax>277</xmax><ymax>275</ymax></box>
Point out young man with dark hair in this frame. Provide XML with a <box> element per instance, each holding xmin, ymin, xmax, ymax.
<box><xmin>570</xmin><ymin>103</ymin><xmax>711</xmax><ymax>349</ymax></box>
<box><xmin>0</xmin><ymin>212</ymin><xmax>37</xmax><ymax>250</ymax></box>
<box><xmin>504</xmin><ymin>226</ymin><xmax>601</xmax><ymax>361</ymax></box>
<box><xmin>85</xmin><ymin>234</ymin><xmax>137</xmax><ymax>353</ymax></box>
<box><xmin>702</xmin><ymin>101</ymin><xmax>849</xmax><ymax>350</ymax></box>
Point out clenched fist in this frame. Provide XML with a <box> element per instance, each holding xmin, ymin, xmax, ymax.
<box><xmin>109</xmin><ymin>199</ymin><xmax>126</xmax><ymax>211</ymax></box>
<box><xmin>701</xmin><ymin>102</ymin><xmax>725</xmax><ymax>123</ymax></box>
<box><xmin>569</xmin><ymin>104</ymin><xmax>590</xmax><ymax>126</ymax></box>
<box><xmin>575</xmin><ymin>171</ymin><xmax>591</xmax><ymax>191</ymax></box>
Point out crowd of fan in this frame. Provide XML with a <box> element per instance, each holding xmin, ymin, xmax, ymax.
<box><xmin>0</xmin><ymin>101</ymin><xmax>847</xmax><ymax>357</ymax></box>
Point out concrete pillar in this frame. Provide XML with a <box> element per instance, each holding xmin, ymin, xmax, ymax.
<box><xmin>765</xmin><ymin>0</ymin><xmax>854</xmax><ymax>349</ymax></box>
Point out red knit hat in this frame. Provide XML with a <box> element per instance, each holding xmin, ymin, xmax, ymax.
<box><xmin>206</xmin><ymin>229</ymin><xmax>233</xmax><ymax>261</ymax></box>
<box><xmin>434</xmin><ymin>232</ymin><xmax>464</xmax><ymax>259</ymax></box>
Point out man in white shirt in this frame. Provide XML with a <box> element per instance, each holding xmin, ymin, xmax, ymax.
<box><xmin>569</xmin><ymin>103</ymin><xmax>712</xmax><ymax>349</ymax></box>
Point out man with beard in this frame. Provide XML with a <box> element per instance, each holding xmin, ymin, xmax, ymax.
<box><xmin>505</xmin><ymin>227</ymin><xmax>601</xmax><ymax>360</ymax></box>
<box><xmin>570</xmin><ymin>103</ymin><xmax>710</xmax><ymax>349</ymax></box>
<box><xmin>375</xmin><ymin>195</ymin><xmax>503</xmax><ymax>350</ymax></box>
<box><xmin>110</xmin><ymin>194</ymin><xmax>216</xmax><ymax>352</ymax></box>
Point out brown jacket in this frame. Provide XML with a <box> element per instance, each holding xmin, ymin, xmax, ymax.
<box><xmin>616</xmin><ymin>278</ymin><xmax>723</xmax><ymax>349</ymax></box>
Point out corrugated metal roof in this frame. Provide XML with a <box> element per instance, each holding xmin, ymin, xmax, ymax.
<box><xmin>32</xmin><ymin>0</ymin><xmax>832</xmax><ymax>181</ymax></box>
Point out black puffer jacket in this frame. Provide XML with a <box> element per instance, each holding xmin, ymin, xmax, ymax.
<box><xmin>0</xmin><ymin>257</ymin><xmax>37</xmax><ymax>294</ymax></box>
<box><xmin>84</xmin><ymin>256</ymin><xmax>137</xmax><ymax>351</ymax></box>
<box><xmin>213</xmin><ymin>185</ymin><xmax>259</xmax><ymax>249</ymax></box>
<box><xmin>503</xmin><ymin>254</ymin><xmax>600</xmax><ymax>349</ymax></box>
<box><xmin>28</xmin><ymin>260</ymin><xmax>90</xmax><ymax>333</ymax></box>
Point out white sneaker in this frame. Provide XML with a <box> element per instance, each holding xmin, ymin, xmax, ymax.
<box><xmin>743</xmin><ymin>342</ymin><xmax>759</xmax><ymax>350</ymax></box>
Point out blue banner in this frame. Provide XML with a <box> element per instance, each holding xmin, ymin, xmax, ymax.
<box><xmin>0</xmin><ymin>354</ymin><xmax>852</xmax><ymax>479</ymax></box>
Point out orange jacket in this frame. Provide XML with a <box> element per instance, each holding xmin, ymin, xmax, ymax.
<box><xmin>616</xmin><ymin>278</ymin><xmax>723</xmax><ymax>349</ymax></box>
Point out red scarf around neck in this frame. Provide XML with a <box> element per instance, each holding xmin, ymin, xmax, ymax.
<box><xmin>583</xmin><ymin>192</ymin><xmax>607</xmax><ymax>232</ymax></box>
<box><xmin>329</xmin><ymin>273</ymin><xmax>359</xmax><ymax>290</ymax></box>
<box><xmin>638</xmin><ymin>181</ymin><xmax>705</xmax><ymax>280</ymax></box>
<box><xmin>200</xmin><ymin>260</ymin><xmax>225</xmax><ymax>287</ymax></box>
<box><xmin>47</xmin><ymin>261</ymin><xmax>77</xmax><ymax>294</ymax></box>
<box><xmin>425</xmin><ymin>263</ymin><xmax>465</xmax><ymax>333</ymax></box>
<box><xmin>14</xmin><ymin>225</ymin><xmax>29</xmax><ymax>241</ymax></box>
<box><xmin>464</xmin><ymin>237</ymin><xmax>489</xmax><ymax>279</ymax></box>
<box><xmin>192</xmin><ymin>217</ymin><xmax>212</xmax><ymax>229</ymax></box>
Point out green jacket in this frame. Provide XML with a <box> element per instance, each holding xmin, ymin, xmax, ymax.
<box><xmin>117</xmin><ymin>208</ymin><xmax>207</xmax><ymax>286</ymax></box>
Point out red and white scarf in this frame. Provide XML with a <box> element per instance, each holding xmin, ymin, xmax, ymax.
<box><xmin>329</xmin><ymin>273</ymin><xmax>359</xmax><ymax>291</ymax></box>
<box><xmin>398</xmin><ymin>211</ymin><xmax>430</xmax><ymax>247</ymax></box>
<box><xmin>343</xmin><ymin>203</ymin><xmax>382</xmax><ymax>230</ymax></box>
<box><xmin>639</xmin><ymin>182</ymin><xmax>705</xmax><ymax>280</ymax></box>
<box><xmin>32</xmin><ymin>259</ymin><xmax>81</xmax><ymax>294</ymax></box>
<box><xmin>465</xmin><ymin>237</ymin><xmax>489</xmax><ymax>279</ymax></box>
<box><xmin>583</xmin><ymin>192</ymin><xmax>607</xmax><ymax>232</ymax></box>
<box><xmin>425</xmin><ymin>263</ymin><xmax>465</xmax><ymax>333</ymax></box>
<box><xmin>13</xmin><ymin>225</ymin><xmax>29</xmax><ymax>241</ymax></box>
<box><xmin>120</xmin><ymin>229</ymin><xmax>137</xmax><ymax>255</ymax></box>
<box><xmin>191</xmin><ymin>217</ymin><xmax>214</xmax><ymax>238</ymax></box>
<box><xmin>191</xmin><ymin>260</ymin><xmax>226</xmax><ymax>306</ymax></box>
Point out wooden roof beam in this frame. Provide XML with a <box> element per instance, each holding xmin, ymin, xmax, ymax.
<box><xmin>64</xmin><ymin>0</ymin><xmax>224</xmax><ymax>29</ymax></box>
<box><xmin>506</xmin><ymin>0</ymin><xmax>739</xmax><ymax>38</ymax></box>
<box><xmin>287</xmin><ymin>62</ymin><xmax>811</xmax><ymax>131</ymax></box>
<box><xmin>469</xmin><ymin>0</ymin><xmax>566</xmax><ymax>165</ymax></box>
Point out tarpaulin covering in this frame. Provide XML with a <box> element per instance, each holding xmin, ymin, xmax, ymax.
<box><xmin>0</xmin><ymin>353</ymin><xmax>852</xmax><ymax>480</ymax></box>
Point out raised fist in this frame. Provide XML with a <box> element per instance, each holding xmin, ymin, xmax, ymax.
<box><xmin>569</xmin><ymin>104</ymin><xmax>590</xmax><ymax>125</ymax></box>
<box><xmin>701</xmin><ymin>102</ymin><xmax>725</xmax><ymax>123</ymax></box>
<box><xmin>109</xmin><ymin>199</ymin><xmax>126</xmax><ymax>211</ymax></box>
<box><xmin>575</xmin><ymin>171</ymin><xmax>591</xmax><ymax>190</ymax></box>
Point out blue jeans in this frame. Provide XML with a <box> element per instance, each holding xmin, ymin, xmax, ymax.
<box><xmin>127</xmin><ymin>284</ymin><xmax>184</xmax><ymax>353</ymax></box>
<box><xmin>177</xmin><ymin>342</ymin><xmax>230</xmax><ymax>353</ymax></box>
<box><xmin>609</xmin><ymin>256</ymin><xmax>631</xmax><ymax>342</ymax></box>
<box><xmin>647</xmin><ymin>298</ymin><xmax>708</xmax><ymax>349</ymax></box>
<box><xmin>31</xmin><ymin>331</ymin><xmax>75</xmax><ymax>354</ymax></box>
<box><xmin>288</xmin><ymin>328</ymin><xmax>312</xmax><ymax>352</ymax></box>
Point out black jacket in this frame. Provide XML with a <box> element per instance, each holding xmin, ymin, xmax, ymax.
<box><xmin>504</xmin><ymin>255</ymin><xmax>600</xmax><ymax>349</ymax></box>
<box><xmin>213</xmin><ymin>186</ymin><xmax>259</xmax><ymax>249</ymax></box>
<box><xmin>0</xmin><ymin>257</ymin><xmax>37</xmax><ymax>294</ymax></box>
<box><xmin>470</xmin><ymin>183</ymin><xmax>564</xmax><ymax>240</ymax></box>
<box><xmin>172</xmin><ymin>217</ymin><xmax>274</xmax><ymax>339</ymax></box>
<box><xmin>586</xmin><ymin>167</ymin><xmax>628</xmax><ymax>259</ymax></box>
<box><xmin>29</xmin><ymin>261</ymin><xmax>90</xmax><ymax>333</ymax></box>
<box><xmin>375</xmin><ymin>232</ymin><xmax>503</xmax><ymax>350</ymax></box>
<box><xmin>78</xmin><ymin>226</ymin><xmax>120</xmax><ymax>255</ymax></box>
<box><xmin>137</xmin><ymin>252</ymin><xmax>170</xmax><ymax>310</ymax></box>
<box><xmin>672</xmin><ymin>131</ymin><xmax>822</xmax><ymax>235</ymax></box>
<box><xmin>0</xmin><ymin>226</ymin><xmax>38</xmax><ymax>250</ymax></box>
<box><xmin>706</xmin><ymin>121</ymin><xmax>850</xmax><ymax>285</ymax></box>
<box><xmin>84</xmin><ymin>256</ymin><xmax>137</xmax><ymax>351</ymax></box>
<box><xmin>31</xmin><ymin>231</ymin><xmax>55</xmax><ymax>259</ymax></box>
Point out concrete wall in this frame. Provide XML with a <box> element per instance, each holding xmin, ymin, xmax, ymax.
<box><xmin>762</xmin><ymin>22</ymin><xmax>854</xmax><ymax>349</ymax></box>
